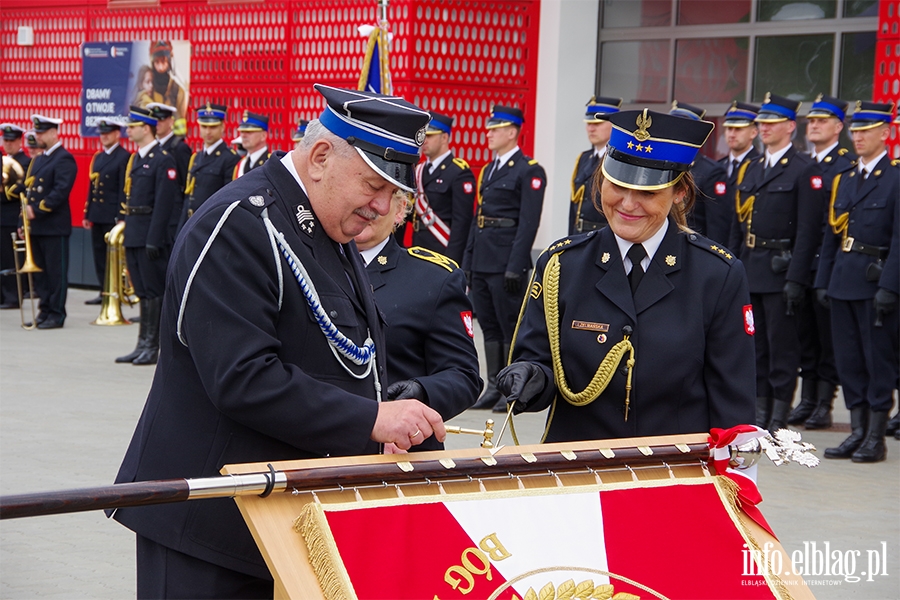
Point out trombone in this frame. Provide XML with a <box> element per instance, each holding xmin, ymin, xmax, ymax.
<box><xmin>2</xmin><ymin>155</ymin><xmax>40</xmax><ymax>330</ymax></box>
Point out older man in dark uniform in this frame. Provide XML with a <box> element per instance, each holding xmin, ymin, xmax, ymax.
<box><xmin>115</xmin><ymin>106</ymin><xmax>179</xmax><ymax>366</ymax></box>
<box><xmin>788</xmin><ymin>95</ymin><xmax>855</xmax><ymax>428</ymax></box>
<box><xmin>569</xmin><ymin>96</ymin><xmax>621</xmax><ymax>235</ymax></box>
<box><xmin>729</xmin><ymin>93</ymin><xmax>826</xmax><ymax>431</ymax></box>
<box><xmin>404</xmin><ymin>111</ymin><xmax>476</xmax><ymax>264</ymax></box>
<box><xmin>669</xmin><ymin>101</ymin><xmax>729</xmax><ymax>245</ymax></box>
<box><xmin>148</xmin><ymin>102</ymin><xmax>191</xmax><ymax>237</ymax></box>
<box><xmin>83</xmin><ymin>118</ymin><xmax>130</xmax><ymax>304</ymax></box>
<box><xmin>465</xmin><ymin>105</ymin><xmax>547</xmax><ymax>412</ymax></box>
<box><xmin>22</xmin><ymin>114</ymin><xmax>77</xmax><ymax>329</ymax></box>
<box><xmin>356</xmin><ymin>192</ymin><xmax>481</xmax><ymax>451</ymax></box>
<box><xmin>816</xmin><ymin>101</ymin><xmax>898</xmax><ymax>463</ymax></box>
<box><xmin>1</xmin><ymin>123</ymin><xmax>31</xmax><ymax>309</ymax></box>
<box><xmin>112</xmin><ymin>85</ymin><xmax>444</xmax><ymax>599</ymax></box>
<box><xmin>717</xmin><ymin>102</ymin><xmax>760</xmax><ymax>253</ymax></box>
<box><xmin>235</xmin><ymin>111</ymin><xmax>270</xmax><ymax>178</ymax></box>
<box><xmin>182</xmin><ymin>103</ymin><xmax>239</xmax><ymax>223</ymax></box>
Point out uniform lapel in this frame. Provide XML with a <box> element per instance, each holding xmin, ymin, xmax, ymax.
<box><xmin>363</xmin><ymin>236</ymin><xmax>400</xmax><ymax>292</ymax></box>
<box><xmin>595</xmin><ymin>228</ymin><xmax>636</xmax><ymax>322</ymax></box>
<box><xmin>633</xmin><ymin>223</ymin><xmax>680</xmax><ymax>315</ymax></box>
<box><xmin>759</xmin><ymin>146</ymin><xmax>794</xmax><ymax>188</ymax></box>
<box><xmin>848</xmin><ymin>155</ymin><xmax>890</xmax><ymax>209</ymax></box>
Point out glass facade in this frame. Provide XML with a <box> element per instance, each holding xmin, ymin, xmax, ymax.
<box><xmin>675</xmin><ymin>38</ymin><xmax>749</xmax><ymax>104</ymax></box>
<box><xmin>753</xmin><ymin>34</ymin><xmax>834</xmax><ymax>102</ymax></box>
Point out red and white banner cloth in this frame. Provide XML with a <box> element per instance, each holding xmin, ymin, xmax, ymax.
<box><xmin>296</xmin><ymin>478</ymin><xmax>783</xmax><ymax>600</ymax></box>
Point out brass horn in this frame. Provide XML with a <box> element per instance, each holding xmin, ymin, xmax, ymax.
<box><xmin>92</xmin><ymin>221</ymin><xmax>135</xmax><ymax>326</ymax></box>
<box><xmin>4</xmin><ymin>157</ymin><xmax>41</xmax><ymax>330</ymax></box>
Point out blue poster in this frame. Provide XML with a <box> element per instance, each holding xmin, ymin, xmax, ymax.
<box><xmin>81</xmin><ymin>42</ymin><xmax>133</xmax><ymax>137</ymax></box>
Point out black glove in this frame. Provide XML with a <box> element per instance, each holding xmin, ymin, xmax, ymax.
<box><xmin>503</xmin><ymin>271</ymin><xmax>522</xmax><ymax>294</ymax></box>
<box><xmin>783</xmin><ymin>281</ymin><xmax>805</xmax><ymax>316</ymax></box>
<box><xmin>464</xmin><ymin>271</ymin><xmax>472</xmax><ymax>288</ymax></box>
<box><xmin>874</xmin><ymin>288</ymin><xmax>898</xmax><ymax>327</ymax></box>
<box><xmin>816</xmin><ymin>288</ymin><xmax>830</xmax><ymax>309</ymax></box>
<box><xmin>386</xmin><ymin>379</ymin><xmax>427</xmax><ymax>403</ymax></box>
<box><xmin>496</xmin><ymin>362</ymin><xmax>546</xmax><ymax>414</ymax></box>
<box><xmin>145</xmin><ymin>245</ymin><xmax>161</xmax><ymax>260</ymax></box>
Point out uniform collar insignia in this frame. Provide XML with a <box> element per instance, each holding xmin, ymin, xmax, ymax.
<box><xmin>377</xmin><ymin>255</ymin><xmax>387</xmax><ymax>265</ymax></box>
<box><xmin>295</xmin><ymin>204</ymin><xmax>315</xmax><ymax>236</ymax></box>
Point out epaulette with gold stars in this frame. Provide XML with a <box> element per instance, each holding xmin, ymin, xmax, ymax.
<box><xmin>689</xmin><ymin>235</ymin><xmax>736</xmax><ymax>264</ymax></box>
<box><xmin>407</xmin><ymin>246</ymin><xmax>459</xmax><ymax>272</ymax></box>
<box><xmin>452</xmin><ymin>157</ymin><xmax>470</xmax><ymax>170</ymax></box>
<box><xmin>546</xmin><ymin>233</ymin><xmax>595</xmax><ymax>255</ymax></box>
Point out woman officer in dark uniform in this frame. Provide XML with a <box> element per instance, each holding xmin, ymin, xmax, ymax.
<box><xmin>498</xmin><ymin>109</ymin><xmax>756</xmax><ymax>442</ymax></box>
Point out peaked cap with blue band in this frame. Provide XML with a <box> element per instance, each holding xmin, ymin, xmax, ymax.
<box><xmin>755</xmin><ymin>93</ymin><xmax>801</xmax><ymax>123</ymax></box>
<box><xmin>669</xmin><ymin>100</ymin><xmax>706</xmax><ymax>121</ymax></box>
<box><xmin>807</xmin><ymin>94</ymin><xmax>849</xmax><ymax>121</ymax></box>
<box><xmin>601</xmin><ymin>109</ymin><xmax>714</xmax><ymax>191</ymax></box>
<box><xmin>426</xmin><ymin>111</ymin><xmax>454</xmax><ymax>135</ymax></box>
<box><xmin>486</xmin><ymin>105</ymin><xmax>524</xmax><ymax>129</ymax></box>
<box><xmin>585</xmin><ymin>96</ymin><xmax>622</xmax><ymax>122</ymax></box>
<box><xmin>238</xmin><ymin>111</ymin><xmax>269</xmax><ymax>132</ymax></box>
<box><xmin>291</xmin><ymin>119</ymin><xmax>310</xmax><ymax>142</ymax></box>
<box><xmin>31</xmin><ymin>114</ymin><xmax>63</xmax><ymax>132</ymax></box>
<box><xmin>723</xmin><ymin>101</ymin><xmax>760</xmax><ymax>127</ymax></box>
<box><xmin>127</xmin><ymin>106</ymin><xmax>157</xmax><ymax>127</ymax></box>
<box><xmin>849</xmin><ymin>100</ymin><xmax>895</xmax><ymax>131</ymax></box>
<box><xmin>197</xmin><ymin>102</ymin><xmax>228</xmax><ymax>124</ymax></box>
<box><xmin>314</xmin><ymin>83</ymin><xmax>430</xmax><ymax>193</ymax></box>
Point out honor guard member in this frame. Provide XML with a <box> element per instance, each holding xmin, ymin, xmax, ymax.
<box><xmin>291</xmin><ymin>118</ymin><xmax>309</xmax><ymax>150</ymax></box>
<box><xmin>115</xmin><ymin>106</ymin><xmax>179</xmax><ymax>366</ymax></box>
<box><xmin>465</xmin><ymin>105</ymin><xmax>547</xmax><ymax>412</ymax></box>
<box><xmin>148</xmin><ymin>102</ymin><xmax>192</xmax><ymax>236</ymax></box>
<box><xmin>83</xmin><ymin>118</ymin><xmax>130</xmax><ymax>305</ymax></box>
<box><xmin>717</xmin><ymin>102</ymin><xmax>761</xmax><ymax>252</ymax></box>
<box><xmin>669</xmin><ymin>101</ymin><xmax>729</xmax><ymax>244</ymax></box>
<box><xmin>24</xmin><ymin>131</ymin><xmax>42</xmax><ymax>156</ymax></box>
<box><xmin>21</xmin><ymin>114</ymin><xmax>78</xmax><ymax>328</ymax></box>
<box><xmin>1</xmin><ymin>123</ymin><xmax>30</xmax><ymax>309</ymax></box>
<box><xmin>112</xmin><ymin>85</ymin><xmax>444</xmax><ymax>598</ymax></box>
<box><xmin>356</xmin><ymin>191</ymin><xmax>481</xmax><ymax>451</ymax></box>
<box><xmin>230</xmin><ymin>135</ymin><xmax>247</xmax><ymax>158</ymax></box>
<box><xmin>405</xmin><ymin>111</ymin><xmax>476</xmax><ymax>264</ymax></box>
<box><xmin>234</xmin><ymin>111</ymin><xmax>270</xmax><ymax>178</ymax></box>
<box><xmin>569</xmin><ymin>96</ymin><xmax>621</xmax><ymax>235</ymax></box>
<box><xmin>496</xmin><ymin>109</ymin><xmax>755</xmax><ymax>441</ymax></box>
<box><xmin>728</xmin><ymin>93</ymin><xmax>826</xmax><ymax>431</ymax></box>
<box><xmin>181</xmin><ymin>103</ymin><xmax>239</xmax><ymax>223</ymax></box>
<box><xmin>788</xmin><ymin>95</ymin><xmax>855</xmax><ymax>429</ymax></box>
<box><xmin>815</xmin><ymin>101</ymin><xmax>898</xmax><ymax>463</ymax></box>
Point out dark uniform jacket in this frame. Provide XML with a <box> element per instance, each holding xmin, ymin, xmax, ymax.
<box><xmin>728</xmin><ymin>146</ymin><xmax>825</xmax><ymax>293</ymax></box>
<box><xmin>688</xmin><ymin>155</ymin><xmax>729</xmax><ymax>245</ymax></box>
<box><xmin>511</xmin><ymin>222</ymin><xmax>756</xmax><ymax>441</ymax></box>
<box><xmin>84</xmin><ymin>145</ymin><xmax>129</xmax><ymax>225</ymax></box>
<box><xmin>464</xmin><ymin>149</ymin><xmax>547</xmax><ymax>274</ymax></box>
<box><xmin>365</xmin><ymin>238</ymin><xmax>482</xmax><ymax>450</ymax></box>
<box><xmin>568</xmin><ymin>149</ymin><xmax>606</xmax><ymax>235</ymax></box>
<box><xmin>2</xmin><ymin>150</ymin><xmax>30</xmax><ymax>227</ymax></box>
<box><xmin>24</xmin><ymin>145</ymin><xmax>77</xmax><ymax>236</ymax></box>
<box><xmin>185</xmin><ymin>141</ymin><xmax>240</xmax><ymax>216</ymax></box>
<box><xmin>811</xmin><ymin>145</ymin><xmax>855</xmax><ymax>271</ymax></box>
<box><xmin>815</xmin><ymin>155</ymin><xmax>899</xmax><ymax>300</ymax></box>
<box><xmin>235</xmin><ymin>149</ymin><xmax>270</xmax><ymax>178</ymax></box>
<box><xmin>113</xmin><ymin>154</ymin><xmax>386</xmax><ymax>578</ymax></box>
<box><xmin>412</xmin><ymin>154</ymin><xmax>476</xmax><ymax>264</ymax></box>
<box><xmin>122</xmin><ymin>143</ymin><xmax>179</xmax><ymax>249</ymax></box>
<box><xmin>159</xmin><ymin>135</ymin><xmax>192</xmax><ymax>236</ymax></box>
<box><xmin>717</xmin><ymin>148</ymin><xmax>760</xmax><ymax>251</ymax></box>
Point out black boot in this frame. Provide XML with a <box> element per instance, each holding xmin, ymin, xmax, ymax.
<box><xmin>804</xmin><ymin>380</ymin><xmax>836</xmax><ymax>429</ymax></box>
<box><xmin>824</xmin><ymin>407</ymin><xmax>869</xmax><ymax>459</ymax></box>
<box><xmin>492</xmin><ymin>343</ymin><xmax>512</xmax><ymax>413</ymax></box>
<box><xmin>133</xmin><ymin>297</ymin><xmax>161</xmax><ymax>365</ymax></box>
<box><xmin>788</xmin><ymin>378</ymin><xmax>818</xmax><ymax>424</ymax></box>
<box><xmin>851</xmin><ymin>410</ymin><xmax>889</xmax><ymax>463</ymax></box>
<box><xmin>116</xmin><ymin>300</ymin><xmax>148</xmax><ymax>363</ymax></box>
<box><xmin>768</xmin><ymin>399</ymin><xmax>792</xmax><ymax>432</ymax></box>
<box><xmin>756</xmin><ymin>397</ymin><xmax>773</xmax><ymax>429</ymax></box>
<box><xmin>886</xmin><ymin>412</ymin><xmax>900</xmax><ymax>437</ymax></box>
<box><xmin>472</xmin><ymin>341</ymin><xmax>503</xmax><ymax>409</ymax></box>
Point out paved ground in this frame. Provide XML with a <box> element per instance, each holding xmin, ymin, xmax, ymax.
<box><xmin>1</xmin><ymin>288</ymin><xmax>898</xmax><ymax>599</ymax></box>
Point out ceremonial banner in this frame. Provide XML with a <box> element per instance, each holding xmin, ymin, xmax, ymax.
<box><xmin>81</xmin><ymin>40</ymin><xmax>191</xmax><ymax>137</ymax></box>
<box><xmin>295</xmin><ymin>477</ymin><xmax>787</xmax><ymax>600</ymax></box>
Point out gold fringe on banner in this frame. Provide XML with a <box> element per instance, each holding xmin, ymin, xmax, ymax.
<box><xmin>293</xmin><ymin>504</ymin><xmax>357</xmax><ymax>600</ymax></box>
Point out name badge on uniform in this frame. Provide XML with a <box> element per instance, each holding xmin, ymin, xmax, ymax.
<box><xmin>571</xmin><ymin>321</ymin><xmax>609</xmax><ymax>332</ymax></box>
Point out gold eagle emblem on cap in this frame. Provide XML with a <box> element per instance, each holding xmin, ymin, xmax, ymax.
<box><xmin>634</xmin><ymin>109</ymin><xmax>652</xmax><ymax>142</ymax></box>
<box><xmin>764</xmin><ymin>92</ymin><xmax>772</xmax><ymax>103</ymax></box>
<box><xmin>856</xmin><ymin>100</ymin><xmax>863</xmax><ymax>110</ymax></box>
<box><xmin>815</xmin><ymin>93</ymin><xmax>823</xmax><ymax>102</ymax></box>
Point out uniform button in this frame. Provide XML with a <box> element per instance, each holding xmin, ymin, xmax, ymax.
<box><xmin>689</xmin><ymin>234</ymin><xmax>697</xmax><ymax>241</ymax></box>
<box><xmin>330</xmin><ymin>310</ymin><xmax>338</xmax><ymax>318</ymax></box>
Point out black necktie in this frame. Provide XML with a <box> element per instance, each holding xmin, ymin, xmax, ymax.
<box><xmin>427</xmin><ymin>162</ymin><xmax>435</xmax><ymax>175</ymax></box>
<box><xmin>336</xmin><ymin>243</ymin><xmax>358</xmax><ymax>298</ymax></box>
<box><xmin>627</xmin><ymin>244</ymin><xmax>647</xmax><ymax>295</ymax></box>
<box><xmin>858</xmin><ymin>169</ymin><xmax>867</xmax><ymax>190</ymax></box>
<box><xmin>488</xmin><ymin>159</ymin><xmax>500</xmax><ymax>180</ymax></box>
<box><xmin>244</xmin><ymin>156</ymin><xmax>253</xmax><ymax>173</ymax></box>
<box><xmin>730</xmin><ymin>158</ymin><xmax>739</xmax><ymax>178</ymax></box>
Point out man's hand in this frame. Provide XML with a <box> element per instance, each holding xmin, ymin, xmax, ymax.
<box><xmin>874</xmin><ymin>288</ymin><xmax>898</xmax><ymax>327</ymax></box>
<box><xmin>503</xmin><ymin>271</ymin><xmax>522</xmax><ymax>294</ymax></box>
<box><xmin>386</xmin><ymin>379</ymin><xmax>426</xmax><ymax>402</ymax></box>
<box><xmin>82</xmin><ymin>219</ymin><xmax>92</xmax><ymax>229</ymax></box>
<box><xmin>816</xmin><ymin>288</ymin><xmax>830</xmax><ymax>309</ymax></box>
<box><xmin>783</xmin><ymin>281</ymin><xmax>805</xmax><ymax>316</ymax></box>
<box><xmin>371</xmin><ymin>399</ymin><xmax>446</xmax><ymax>451</ymax></box>
<box><xmin>496</xmin><ymin>361</ymin><xmax>546</xmax><ymax>414</ymax></box>
<box><xmin>146</xmin><ymin>245</ymin><xmax>161</xmax><ymax>260</ymax></box>
<box><xmin>25</xmin><ymin>205</ymin><xmax>35</xmax><ymax>220</ymax></box>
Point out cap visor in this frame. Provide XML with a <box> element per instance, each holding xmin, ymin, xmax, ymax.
<box><xmin>486</xmin><ymin>120</ymin><xmax>514</xmax><ymax>130</ymax></box>
<box><xmin>238</xmin><ymin>125</ymin><xmax>265</xmax><ymax>132</ymax></box>
<box><xmin>849</xmin><ymin>121</ymin><xmax>888</xmax><ymax>132</ymax></box>
<box><xmin>355</xmin><ymin>147</ymin><xmax>415</xmax><ymax>193</ymax></box>
<box><xmin>723</xmin><ymin>120</ymin><xmax>754</xmax><ymax>128</ymax></box>
<box><xmin>197</xmin><ymin>118</ymin><xmax>223</xmax><ymax>125</ymax></box>
<box><xmin>755</xmin><ymin>113</ymin><xmax>789</xmax><ymax>123</ymax></box>
<box><xmin>601</xmin><ymin>154</ymin><xmax>685</xmax><ymax>191</ymax></box>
